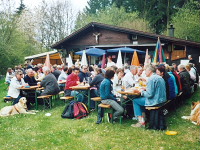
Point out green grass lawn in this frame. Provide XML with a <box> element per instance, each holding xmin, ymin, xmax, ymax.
<box><xmin>0</xmin><ymin>79</ymin><xmax>199</xmax><ymax>150</ymax></box>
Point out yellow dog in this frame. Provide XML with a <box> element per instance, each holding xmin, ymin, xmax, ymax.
<box><xmin>0</xmin><ymin>97</ymin><xmax>38</xmax><ymax>117</ymax></box>
<box><xmin>182</xmin><ymin>101</ymin><xmax>200</xmax><ymax>125</ymax></box>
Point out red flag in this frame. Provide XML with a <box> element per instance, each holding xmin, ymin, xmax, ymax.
<box><xmin>44</xmin><ymin>52</ymin><xmax>51</xmax><ymax>69</ymax></box>
<box><xmin>101</xmin><ymin>54</ymin><xmax>106</xmax><ymax>68</ymax></box>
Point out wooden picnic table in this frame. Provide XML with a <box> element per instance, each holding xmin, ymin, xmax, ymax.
<box><xmin>18</xmin><ymin>85</ymin><xmax>40</xmax><ymax>90</ymax></box>
<box><xmin>18</xmin><ymin>85</ymin><xmax>44</xmax><ymax>109</ymax></box>
<box><xmin>70</xmin><ymin>84</ymin><xmax>91</xmax><ymax>111</ymax></box>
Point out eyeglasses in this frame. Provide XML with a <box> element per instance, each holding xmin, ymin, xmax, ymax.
<box><xmin>19</xmin><ymin>74</ymin><xmax>23</xmax><ymax>76</ymax></box>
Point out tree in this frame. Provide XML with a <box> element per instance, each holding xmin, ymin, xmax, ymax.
<box><xmin>0</xmin><ymin>1</ymin><xmax>43</xmax><ymax>74</ymax></box>
<box><xmin>74</xmin><ymin>5</ymin><xmax>152</xmax><ymax>33</ymax></box>
<box><xmin>171</xmin><ymin>1</ymin><xmax>200</xmax><ymax>42</ymax></box>
<box><xmin>16</xmin><ymin>0</ymin><xmax>26</xmax><ymax>15</ymax></box>
<box><xmin>85</xmin><ymin>0</ymin><xmax>187</xmax><ymax>33</ymax></box>
<box><xmin>85</xmin><ymin>0</ymin><xmax>112</xmax><ymax>14</ymax></box>
<box><xmin>35</xmin><ymin>0</ymin><xmax>75</xmax><ymax>48</ymax></box>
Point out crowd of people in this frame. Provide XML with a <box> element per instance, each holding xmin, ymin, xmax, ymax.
<box><xmin>4</xmin><ymin>55</ymin><xmax>199</xmax><ymax>127</ymax></box>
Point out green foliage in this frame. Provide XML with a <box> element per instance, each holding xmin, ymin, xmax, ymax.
<box><xmin>86</xmin><ymin>0</ymin><xmax>112</xmax><ymax>14</ymax></box>
<box><xmin>85</xmin><ymin>0</ymin><xmax>188</xmax><ymax>33</ymax></box>
<box><xmin>171</xmin><ymin>1</ymin><xmax>200</xmax><ymax>42</ymax></box>
<box><xmin>75</xmin><ymin>5</ymin><xmax>152</xmax><ymax>33</ymax></box>
<box><xmin>0</xmin><ymin>79</ymin><xmax>199</xmax><ymax>149</ymax></box>
<box><xmin>0</xmin><ymin>13</ymin><xmax>42</xmax><ymax>75</ymax></box>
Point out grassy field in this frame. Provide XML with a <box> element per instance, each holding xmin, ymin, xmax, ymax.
<box><xmin>0</xmin><ymin>79</ymin><xmax>199</xmax><ymax>150</ymax></box>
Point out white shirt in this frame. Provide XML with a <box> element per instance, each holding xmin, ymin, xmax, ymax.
<box><xmin>7</xmin><ymin>76</ymin><xmax>26</xmax><ymax>98</ymax></box>
<box><xmin>58</xmin><ymin>70</ymin><xmax>68</xmax><ymax>81</ymax></box>
<box><xmin>107</xmin><ymin>61</ymin><xmax>116</xmax><ymax>67</ymax></box>
<box><xmin>5</xmin><ymin>72</ymin><xmax>14</xmax><ymax>82</ymax></box>
<box><xmin>123</xmin><ymin>72</ymin><xmax>136</xmax><ymax>89</ymax></box>
<box><xmin>112</xmin><ymin>74</ymin><xmax>123</xmax><ymax>96</ymax></box>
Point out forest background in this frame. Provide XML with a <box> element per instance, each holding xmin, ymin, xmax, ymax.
<box><xmin>0</xmin><ymin>0</ymin><xmax>200</xmax><ymax>74</ymax></box>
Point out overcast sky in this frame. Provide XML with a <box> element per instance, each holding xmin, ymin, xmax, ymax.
<box><xmin>15</xmin><ymin>0</ymin><xmax>88</xmax><ymax>12</ymax></box>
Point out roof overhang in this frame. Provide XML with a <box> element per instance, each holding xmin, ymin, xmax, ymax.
<box><xmin>51</xmin><ymin>22</ymin><xmax>200</xmax><ymax>49</ymax></box>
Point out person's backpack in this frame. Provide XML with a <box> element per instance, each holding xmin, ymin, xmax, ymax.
<box><xmin>61</xmin><ymin>101</ymin><xmax>76</xmax><ymax>119</ymax></box>
<box><xmin>74</xmin><ymin>102</ymin><xmax>89</xmax><ymax>119</ymax></box>
<box><xmin>61</xmin><ymin>101</ymin><xmax>89</xmax><ymax>119</ymax></box>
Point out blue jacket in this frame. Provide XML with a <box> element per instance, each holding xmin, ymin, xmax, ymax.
<box><xmin>100</xmin><ymin>78</ymin><xmax>117</xmax><ymax>101</ymax></box>
<box><xmin>168</xmin><ymin>72</ymin><xmax>178</xmax><ymax>96</ymax></box>
<box><xmin>141</xmin><ymin>74</ymin><xmax>166</xmax><ymax>106</ymax></box>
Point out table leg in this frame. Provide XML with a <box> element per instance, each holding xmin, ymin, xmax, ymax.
<box><xmin>35</xmin><ymin>91</ymin><xmax>38</xmax><ymax>110</ymax></box>
<box><xmin>87</xmin><ymin>89</ymin><xmax>90</xmax><ymax>111</ymax></box>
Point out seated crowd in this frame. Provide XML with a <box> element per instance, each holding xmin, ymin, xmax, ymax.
<box><xmin>4</xmin><ymin>58</ymin><xmax>199</xmax><ymax>127</ymax></box>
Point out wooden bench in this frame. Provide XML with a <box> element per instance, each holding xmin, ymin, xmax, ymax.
<box><xmin>37</xmin><ymin>95</ymin><xmax>53</xmax><ymax>109</ymax></box>
<box><xmin>146</xmin><ymin>100</ymin><xmax>171</xmax><ymax>110</ymax></box>
<box><xmin>3</xmin><ymin>96</ymin><xmax>14</xmax><ymax>104</ymax></box>
<box><xmin>60</xmin><ymin>96</ymin><xmax>74</xmax><ymax>103</ymax></box>
<box><xmin>59</xmin><ymin>91</ymin><xmax>65</xmax><ymax>95</ymax></box>
<box><xmin>98</xmin><ymin>103</ymin><xmax>123</xmax><ymax>124</ymax></box>
<box><xmin>91</xmin><ymin>97</ymin><xmax>102</xmax><ymax>110</ymax></box>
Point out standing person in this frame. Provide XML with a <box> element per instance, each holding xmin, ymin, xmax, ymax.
<box><xmin>64</xmin><ymin>67</ymin><xmax>84</xmax><ymax>102</ymax></box>
<box><xmin>97</xmin><ymin>69</ymin><xmax>124</xmax><ymax>124</ymax></box>
<box><xmin>24</xmin><ymin>69</ymin><xmax>37</xmax><ymax>86</ymax></box>
<box><xmin>5</xmin><ymin>68</ymin><xmax>14</xmax><ymax>84</ymax></box>
<box><xmin>123</xmin><ymin>65</ymin><xmax>138</xmax><ymax>89</ymax></box>
<box><xmin>178</xmin><ymin>64</ymin><xmax>192</xmax><ymax>98</ymax></box>
<box><xmin>188</xmin><ymin>55</ymin><xmax>197</xmax><ymax>67</ymax></box>
<box><xmin>106</xmin><ymin>56</ymin><xmax>116</xmax><ymax>68</ymax></box>
<box><xmin>40</xmin><ymin>67</ymin><xmax>60</xmax><ymax>96</ymax></box>
<box><xmin>7</xmin><ymin>70</ymin><xmax>27</xmax><ymax>104</ymax></box>
<box><xmin>131</xmin><ymin>65</ymin><xmax>166</xmax><ymax>128</ymax></box>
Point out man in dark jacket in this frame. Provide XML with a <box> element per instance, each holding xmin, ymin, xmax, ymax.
<box><xmin>24</xmin><ymin>69</ymin><xmax>37</xmax><ymax>86</ymax></box>
<box><xmin>79</xmin><ymin>65</ymin><xmax>90</xmax><ymax>82</ymax></box>
<box><xmin>178</xmin><ymin>64</ymin><xmax>191</xmax><ymax>98</ymax></box>
<box><xmin>40</xmin><ymin>66</ymin><xmax>60</xmax><ymax>96</ymax></box>
<box><xmin>52</xmin><ymin>65</ymin><xmax>61</xmax><ymax>80</ymax></box>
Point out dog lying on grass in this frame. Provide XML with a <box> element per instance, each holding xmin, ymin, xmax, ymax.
<box><xmin>182</xmin><ymin>101</ymin><xmax>200</xmax><ymax>125</ymax></box>
<box><xmin>0</xmin><ymin>97</ymin><xmax>38</xmax><ymax>117</ymax></box>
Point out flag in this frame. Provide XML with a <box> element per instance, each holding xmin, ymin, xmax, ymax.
<box><xmin>81</xmin><ymin>50</ymin><xmax>88</xmax><ymax>66</ymax></box>
<box><xmin>68</xmin><ymin>54</ymin><xmax>73</xmax><ymax>67</ymax></box>
<box><xmin>144</xmin><ymin>49</ymin><xmax>151</xmax><ymax>65</ymax></box>
<box><xmin>101</xmin><ymin>54</ymin><xmax>106</xmax><ymax>68</ymax></box>
<box><xmin>44</xmin><ymin>52</ymin><xmax>51</xmax><ymax>69</ymax></box>
<box><xmin>116</xmin><ymin>50</ymin><xmax>123</xmax><ymax>68</ymax></box>
<box><xmin>153</xmin><ymin>37</ymin><xmax>166</xmax><ymax>63</ymax></box>
<box><xmin>131</xmin><ymin>51</ymin><xmax>140</xmax><ymax>66</ymax></box>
